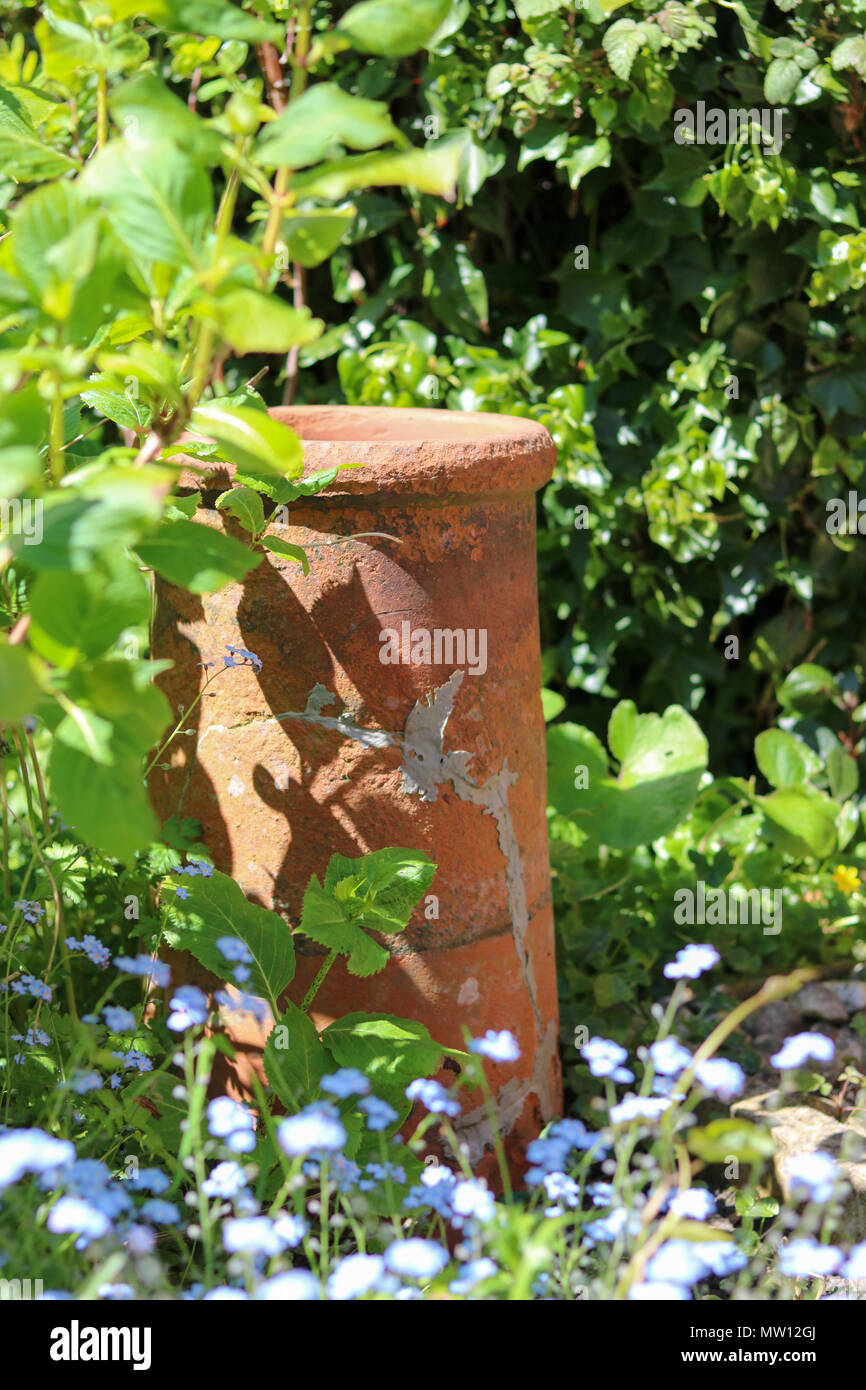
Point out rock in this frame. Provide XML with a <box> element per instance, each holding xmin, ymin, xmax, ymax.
<box><xmin>742</xmin><ymin>999</ymin><xmax>802</xmax><ymax>1040</ymax></box>
<box><xmin>789</xmin><ymin>983</ymin><xmax>849</xmax><ymax>1024</ymax></box>
<box><xmin>818</xmin><ymin>1275</ymin><xmax>866</xmax><ymax>1300</ymax></box>
<box><xmin>809</xmin><ymin>1028</ymin><xmax>864</xmax><ymax>1081</ymax></box>
<box><xmin>731</xmin><ymin>1091</ymin><xmax>866</xmax><ymax>1241</ymax></box>
<box><xmin>823</xmin><ymin>980</ymin><xmax>866</xmax><ymax>1015</ymax></box>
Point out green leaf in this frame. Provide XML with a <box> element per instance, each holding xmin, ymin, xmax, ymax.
<box><xmin>7</xmin><ymin>474</ymin><xmax>164</xmax><ymax>573</ymax></box>
<box><xmin>255</xmin><ymin>84</ymin><xmax>400</xmax><ymax>169</ymax></box>
<box><xmin>280</xmin><ymin>206</ymin><xmax>357</xmax><ymax>268</ymax></box>
<box><xmin>548</xmin><ymin>704</ymin><xmax>708</xmax><ymax>849</ymax></box>
<box><xmin>189</xmin><ymin>403</ymin><xmax>304</xmax><ymax>480</ymax></box>
<box><xmin>337</xmin><ymin>0</ymin><xmax>452</xmax><ymax>57</ymax></box>
<box><xmin>261</xmin><ymin>536</ymin><xmax>310</xmax><ymax>574</ymax></box>
<box><xmin>754</xmin><ymin>729</ymin><xmax>817</xmax><ymax>788</ymax></box>
<box><xmin>263</xmin><ymin>1000</ymin><xmax>328</xmax><ymax>1110</ymax></box>
<box><xmin>764</xmin><ymin>57</ymin><xmax>802</xmax><ymax>104</ymax></box>
<box><xmin>10</xmin><ymin>181</ymin><xmax>96</xmax><ymax>318</ymax></box>
<box><xmin>756</xmin><ymin>788</ymin><xmax>838</xmax><ymax>858</ymax></box>
<box><xmin>81</xmin><ymin>138</ymin><xmax>212</xmax><ymax>273</ymax></box>
<box><xmin>559</xmin><ymin>136</ymin><xmax>611</xmax><ymax>189</ymax></box>
<box><xmin>104</xmin><ymin>0</ymin><xmax>281</xmax><ymax>41</ymax></box>
<box><xmin>831</xmin><ymin>36</ymin><xmax>866</xmax><ymax>79</ymax></box>
<box><xmin>109</xmin><ymin>73</ymin><xmax>224</xmax><ymax>163</ymax></box>
<box><xmin>688</xmin><ymin>1118</ymin><xmax>775</xmax><ymax>1164</ymax></box>
<box><xmin>0</xmin><ymin>642</ymin><xmax>43</xmax><ymax>722</ymax></box>
<box><xmin>541</xmin><ymin>689</ymin><xmax>565</xmax><ymax>722</ymax></box>
<box><xmin>298</xmin><ymin>878</ymin><xmax>390</xmax><ymax>977</ymax></box>
<box><xmin>292</xmin><ymin>142</ymin><xmax>463</xmax><ymax>203</ymax></box>
<box><xmin>162</xmin><ymin>869</ymin><xmax>295</xmax><ymax>1012</ymax></box>
<box><xmin>321</xmin><ymin>1012</ymin><xmax>444</xmax><ymax>1085</ymax></box>
<box><xmin>0</xmin><ymin>83</ymin><xmax>77</xmax><ymax>181</ymax></box>
<box><xmin>29</xmin><ymin>560</ymin><xmax>150</xmax><ymax>666</ymax></box>
<box><xmin>49</xmin><ymin>672</ymin><xmax>171</xmax><ymax>860</ymax></box>
<box><xmin>603</xmin><ymin>19</ymin><xmax>643</xmax><ymax>81</ymax></box>
<box><xmin>426</xmin><ymin>239</ymin><xmax>488</xmax><ymax>336</ymax></box>
<box><xmin>776</xmin><ymin>664</ymin><xmax>840</xmax><ymax>714</ymax></box>
<box><xmin>0</xmin><ymin>448</ymin><xmax>41</xmax><ymax>496</ymax></box>
<box><xmin>216</xmin><ymin>486</ymin><xmax>265</xmax><ymax>539</ymax></box>
<box><xmin>827</xmin><ymin>745</ymin><xmax>859</xmax><ymax>802</ymax></box>
<box><xmin>193</xmin><ymin>289</ymin><xmax>323</xmax><ymax>355</ymax></box>
<box><xmin>135</xmin><ymin>518</ymin><xmax>262</xmax><ymax>593</ymax></box>
<box><xmin>324</xmin><ymin>848</ymin><xmax>436</xmax><ymax>932</ymax></box>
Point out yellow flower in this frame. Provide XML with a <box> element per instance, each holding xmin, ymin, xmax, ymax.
<box><xmin>832</xmin><ymin>864</ymin><xmax>860</xmax><ymax>895</ymax></box>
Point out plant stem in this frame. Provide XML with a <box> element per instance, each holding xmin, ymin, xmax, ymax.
<box><xmin>301</xmin><ymin>948</ymin><xmax>337</xmax><ymax>1013</ymax></box>
<box><xmin>96</xmin><ymin>70</ymin><xmax>108</xmax><ymax>150</ymax></box>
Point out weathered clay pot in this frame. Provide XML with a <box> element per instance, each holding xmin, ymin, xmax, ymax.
<box><xmin>150</xmin><ymin>406</ymin><xmax>561</xmax><ymax>1173</ymax></box>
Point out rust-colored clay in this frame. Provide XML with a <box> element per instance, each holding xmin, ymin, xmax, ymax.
<box><xmin>150</xmin><ymin>406</ymin><xmax>561</xmax><ymax>1176</ymax></box>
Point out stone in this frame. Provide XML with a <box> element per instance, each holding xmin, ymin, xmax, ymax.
<box><xmin>742</xmin><ymin>998</ymin><xmax>802</xmax><ymax>1040</ymax></box>
<box><xmin>731</xmin><ymin>1090</ymin><xmax>866</xmax><ymax>1240</ymax></box>
<box><xmin>823</xmin><ymin>979</ymin><xmax>866</xmax><ymax>1015</ymax></box>
<box><xmin>789</xmin><ymin>982</ymin><xmax>849</xmax><ymax>1024</ymax></box>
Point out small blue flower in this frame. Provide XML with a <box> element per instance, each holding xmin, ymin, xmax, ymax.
<box><xmin>174</xmin><ymin>885</ymin><xmax>190</xmax><ymax>901</ymax></box>
<box><xmin>609</xmin><ymin>1095</ymin><xmax>671</xmax><ymax>1125</ymax></box>
<box><xmin>167</xmin><ymin>984</ymin><xmax>208</xmax><ymax>1033</ymax></box>
<box><xmin>327</xmin><ymin>1253</ymin><xmax>386</xmax><ymax>1301</ymax></box>
<box><xmin>0</xmin><ymin>1129</ymin><xmax>75</xmax><ymax>1189</ymax></box>
<box><xmin>277</xmin><ymin>1102</ymin><xmax>346</xmax><ymax>1157</ymax></box>
<box><xmin>207</xmin><ymin>1096</ymin><xmax>256</xmax><ymax>1154</ymax></box>
<box><xmin>111</xmin><ymin>1049</ymin><xmax>152</xmax><ymax>1074</ymax></box>
<box><xmin>784</xmin><ymin>1152</ymin><xmax>838</xmax><ymax>1204</ymax></box>
<box><xmin>47</xmin><ymin>1196</ymin><xmax>111</xmax><ymax>1244</ymax></box>
<box><xmin>202</xmin><ymin>1161</ymin><xmax>248</xmax><ymax>1200</ymax></box>
<box><xmin>321</xmin><ymin>1068</ymin><xmax>371</xmax><ymax>1099</ymax></box>
<box><xmin>81</xmin><ymin>935</ymin><xmax>111</xmax><ymax>968</ymax></box>
<box><xmin>648</xmin><ymin>1239</ymin><xmax>745</xmax><ymax>1285</ymax></box>
<box><xmin>124</xmin><ymin>1225</ymin><xmax>156</xmax><ymax>1256</ymax></box>
<box><xmin>273</xmin><ymin>1213</ymin><xmax>308</xmax><ymax>1248</ymax></box>
<box><xmin>405</xmin><ymin>1077</ymin><xmax>460</xmax><ymax>1116</ymax></box>
<box><xmin>139</xmin><ymin>1199</ymin><xmax>181</xmax><ymax>1226</ymax></box>
<box><xmin>358</xmin><ymin>1095</ymin><xmax>398</xmax><ymax>1131</ymax></box>
<box><xmin>114</xmin><ymin>955</ymin><xmax>171</xmax><ymax>988</ymax></box>
<box><xmin>629</xmin><ymin>1281</ymin><xmax>691</xmax><ymax>1301</ymax></box>
<box><xmin>663</xmin><ymin>944</ymin><xmax>720</xmax><ymax>980</ymax></box>
<box><xmin>384</xmin><ymin>1238</ymin><xmax>449</xmax><ymax>1281</ymax></box>
<box><xmin>582</xmin><ymin>1036</ymin><xmax>634</xmax><ymax>1083</ymax></box>
<box><xmin>223</xmin><ymin>1217</ymin><xmax>282</xmax><ymax>1256</ymax></box>
<box><xmin>451</xmin><ymin>1178</ymin><xmax>496</xmax><ymax>1228</ymax></box>
<box><xmin>125</xmin><ymin>1168</ymin><xmax>170</xmax><ymax>1195</ymax></box>
<box><xmin>649</xmin><ymin>1037</ymin><xmax>692</xmax><ymax>1076</ymax></box>
<box><xmin>469</xmin><ymin>1029</ymin><xmax>521</xmax><ymax>1062</ymax></box>
<box><xmin>103</xmin><ymin>1005</ymin><xmax>136</xmax><ymax>1033</ymax></box>
<box><xmin>14</xmin><ymin>899</ymin><xmax>44</xmax><ymax>924</ymax></box>
<box><xmin>541</xmin><ymin>1171</ymin><xmax>581</xmax><ymax>1216</ymax></box>
<box><xmin>215</xmin><ymin>989</ymin><xmax>268</xmax><ymax>1024</ymax></box>
<box><xmin>449</xmin><ymin>1258</ymin><xmax>497</xmax><ymax>1296</ymax></box>
<box><xmin>693</xmin><ymin>1057</ymin><xmax>745</xmax><ymax>1101</ymax></box>
<box><xmin>216</xmin><ymin>937</ymin><xmax>253</xmax><ymax>964</ymax></box>
<box><xmin>669</xmin><ymin>1188</ymin><xmax>716</xmax><ymax>1221</ymax></box>
<box><xmin>771</xmin><ymin>1033</ymin><xmax>835</xmax><ymax>1070</ymax></box>
<box><xmin>11</xmin><ymin>974</ymin><xmax>52</xmax><ymax>1001</ymax></box>
<box><xmin>255</xmin><ymin>1271</ymin><xmax>320</xmax><ymax>1301</ymax></box>
<box><xmin>779</xmin><ymin>1239</ymin><xmax>842</xmax><ymax>1278</ymax></box>
<box><xmin>66</xmin><ymin>1071</ymin><xmax>103</xmax><ymax>1094</ymax></box>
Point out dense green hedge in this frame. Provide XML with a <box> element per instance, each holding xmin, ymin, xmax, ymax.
<box><xmin>280</xmin><ymin>0</ymin><xmax>866</xmax><ymax>776</ymax></box>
